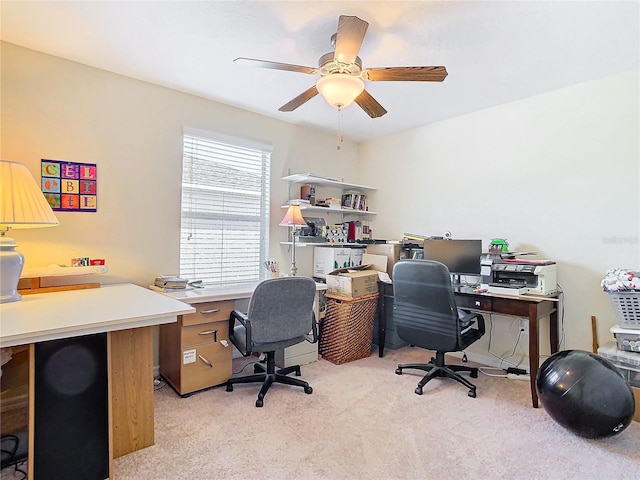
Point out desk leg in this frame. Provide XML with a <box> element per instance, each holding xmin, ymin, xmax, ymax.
<box><xmin>377</xmin><ymin>289</ymin><xmax>386</xmax><ymax>358</ymax></box>
<box><xmin>528</xmin><ymin>304</ymin><xmax>540</xmax><ymax>408</ymax></box>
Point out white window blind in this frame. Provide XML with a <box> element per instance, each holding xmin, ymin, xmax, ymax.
<box><xmin>180</xmin><ymin>127</ymin><xmax>271</xmax><ymax>287</ymax></box>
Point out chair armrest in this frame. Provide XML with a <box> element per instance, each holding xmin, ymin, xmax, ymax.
<box><xmin>228</xmin><ymin>310</ymin><xmax>252</xmax><ymax>357</ymax></box>
<box><xmin>304</xmin><ymin>312</ymin><xmax>318</xmax><ymax>344</ymax></box>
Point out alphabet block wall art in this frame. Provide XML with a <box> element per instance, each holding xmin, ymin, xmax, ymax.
<box><xmin>41</xmin><ymin>159</ymin><xmax>97</xmax><ymax>212</ymax></box>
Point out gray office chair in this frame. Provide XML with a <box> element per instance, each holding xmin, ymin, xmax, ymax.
<box><xmin>226</xmin><ymin>276</ymin><xmax>317</xmax><ymax>407</ymax></box>
<box><xmin>393</xmin><ymin>260</ymin><xmax>486</xmax><ymax>398</ymax></box>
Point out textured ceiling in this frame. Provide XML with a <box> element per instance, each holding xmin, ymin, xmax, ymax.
<box><xmin>1</xmin><ymin>1</ymin><xmax>638</xmax><ymax>143</ymax></box>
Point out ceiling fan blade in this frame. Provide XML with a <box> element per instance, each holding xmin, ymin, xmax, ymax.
<box><xmin>334</xmin><ymin>15</ymin><xmax>369</xmax><ymax>64</ymax></box>
<box><xmin>354</xmin><ymin>89</ymin><xmax>387</xmax><ymax>118</ymax></box>
<box><xmin>234</xmin><ymin>57</ymin><xmax>319</xmax><ymax>75</ymax></box>
<box><xmin>362</xmin><ymin>66</ymin><xmax>448</xmax><ymax>82</ymax></box>
<box><xmin>278</xmin><ymin>86</ymin><xmax>319</xmax><ymax>112</ymax></box>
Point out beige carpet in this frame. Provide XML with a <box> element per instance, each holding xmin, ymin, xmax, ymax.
<box><xmin>108</xmin><ymin>346</ymin><xmax>640</xmax><ymax>480</ymax></box>
<box><xmin>3</xmin><ymin>347</ymin><xmax>638</xmax><ymax>479</ymax></box>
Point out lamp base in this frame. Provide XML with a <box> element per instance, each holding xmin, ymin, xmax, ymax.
<box><xmin>1</xmin><ymin>236</ymin><xmax>24</xmax><ymax>303</ymax></box>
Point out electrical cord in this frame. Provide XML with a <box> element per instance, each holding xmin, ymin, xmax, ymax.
<box><xmin>556</xmin><ymin>283</ymin><xmax>565</xmax><ymax>349</ymax></box>
<box><xmin>232</xmin><ymin>359</ymin><xmax>260</xmax><ymax>375</ymax></box>
<box><xmin>486</xmin><ymin>314</ymin><xmax>520</xmax><ymax>369</ymax></box>
<box><xmin>479</xmin><ymin>366</ymin><xmax>508</xmax><ymax>378</ymax></box>
<box><xmin>153</xmin><ymin>377</ymin><xmax>167</xmax><ymax>391</ymax></box>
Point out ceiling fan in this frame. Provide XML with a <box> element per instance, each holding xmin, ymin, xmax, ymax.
<box><xmin>235</xmin><ymin>15</ymin><xmax>448</xmax><ymax>118</ymax></box>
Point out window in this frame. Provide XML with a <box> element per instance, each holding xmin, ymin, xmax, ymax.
<box><xmin>180</xmin><ymin>127</ymin><xmax>271</xmax><ymax>287</ymax></box>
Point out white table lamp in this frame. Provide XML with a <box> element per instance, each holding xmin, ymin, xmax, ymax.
<box><xmin>1</xmin><ymin>160</ymin><xmax>60</xmax><ymax>303</ymax></box>
<box><xmin>279</xmin><ymin>203</ymin><xmax>307</xmax><ymax>276</ymax></box>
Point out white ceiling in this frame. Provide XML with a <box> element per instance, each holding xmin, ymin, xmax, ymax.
<box><xmin>1</xmin><ymin>1</ymin><xmax>638</xmax><ymax>143</ymax></box>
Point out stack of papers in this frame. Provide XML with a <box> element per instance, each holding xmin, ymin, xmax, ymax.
<box><xmin>154</xmin><ymin>276</ymin><xmax>188</xmax><ymax>289</ymax></box>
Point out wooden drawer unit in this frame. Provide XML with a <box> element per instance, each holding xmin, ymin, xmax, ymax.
<box><xmin>159</xmin><ymin>300</ymin><xmax>233</xmax><ymax>396</ymax></box>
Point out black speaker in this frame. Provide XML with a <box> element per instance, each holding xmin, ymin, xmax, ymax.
<box><xmin>34</xmin><ymin>333</ymin><xmax>109</xmax><ymax>480</ymax></box>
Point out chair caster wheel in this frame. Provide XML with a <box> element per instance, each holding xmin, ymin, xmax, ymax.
<box><xmin>471</xmin><ymin>370</ymin><xmax>478</xmax><ymax>378</ymax></box>
<box><xmin>462</xmin><ymin>353</ymin><xmax>468</xmax><ymax>363</ymax></box>
<box><xmin>414</xmin><ymin>387</ymin><xmax>423</xmax><ymax>395</ymax></box>
<box><xmin>255</xmin><ymin>398</ymin><xmax>263</xmax><ymax>408</ymax></box>
<box><xmin>304</xmin><ymin>386</ymin><xmax>313</xmax><ymax>394</ymax></box>
<box><xmin>295</xmin><ymin>369</ymin><xmax>302</xmax><ymax>377</ymax></box>
<box><xmin>226</xmin><ymin>384</ymin><xmax>233</xmax><ymax>392</ymax></box>
<box><xmin>468</xmin><ymin>389</ymin><xmax>476</xmax><ymax>398</ymax></box>
<box><xmin>395</xmin><ymin>368</ymin><xmax>402</xmax><ymax>375</ymax></box>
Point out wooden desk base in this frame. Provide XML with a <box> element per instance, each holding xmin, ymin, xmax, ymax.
<box><xmin>377</xmin><ymin>282</ymin><xmax>558</xmax><ymax>408</ymax></box>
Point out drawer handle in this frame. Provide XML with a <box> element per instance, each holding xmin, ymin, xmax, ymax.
<box><xmin>200</xmin><ymin>309</ymin><xmax>220</xmax><ymax>315</ymax></box>
<box><xmin>475</xmin><ymin>301</ymin><xmax>481</xmax><ymax>307</ymax></box>
<box><xmin>199</xmin><ymin>330</ymin><xmax>218</xmax><ymax>342</ymax></box>
<box><xmin>198</xmin><ymin>355</ymin><xmax>213</xmax><ymax>368</ymax></box>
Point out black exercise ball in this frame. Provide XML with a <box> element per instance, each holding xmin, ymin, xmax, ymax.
<box><xmin>536</xmin><ymin>349</ymin><xmax>635</xmax><ymax>439</ymax></box>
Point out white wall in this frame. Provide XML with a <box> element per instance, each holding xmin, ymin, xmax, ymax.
<box><xmin>358</xmin><ymin>69</ymin><xmax>640</xmax><ymax>368</ymax></box>
<box><xmin>1</xmin><ymin>42</ymin><xmax>359</xmax><ymax>285</ymax></box>
<box><xmin>3</xmin><ymin>41</ymin><xmax>639</xmax><ymax>372</ymax></box>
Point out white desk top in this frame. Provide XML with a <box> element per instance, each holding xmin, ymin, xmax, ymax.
<box><xmin>164</xmin><ymin>280</ymin><xmax>327</xmax><ymax>304</ymax></box>
<box><xmin>0</xmin><ymin>283</ymin><xmax>195</xmax><ymax>347</ymax></box>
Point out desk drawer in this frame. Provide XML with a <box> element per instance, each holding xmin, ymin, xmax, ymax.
<box><xmin>181</xmin><ymin>320</ymin><xmax>230</xmax><ymax>348</ymax></box>
<box><xmin>456</xmin><ymin>295</ymin><xmax>492</xmax><ymax>312</ymax></box>
<box><xmin>181</xmin><ymin>300</ymin><xmax>234</xmax><ymax>326</ymax></box>
<box><xmin>180</xmin><ymin>343</ymin><xmax>232</xmax><ymax>394</ymax></box>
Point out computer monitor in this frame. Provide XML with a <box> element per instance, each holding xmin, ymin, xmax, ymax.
<box><xmin>421</xmin><ymin>239</ymin><xmax>482</xmax><ymax>285</ymax></box>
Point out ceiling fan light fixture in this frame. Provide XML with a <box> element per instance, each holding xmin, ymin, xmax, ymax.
<box><xmin>316</xmin><ymin>74</ymin><xmax>364</xmax><ymax>109</ymax></box>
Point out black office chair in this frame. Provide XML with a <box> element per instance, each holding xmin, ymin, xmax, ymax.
<box><xmin>393</xmin><ymin>260</ymin><xmax>486</xmax><ymax>398</ymax></box>
<box><xmin>226</xmin><ymin>276</ymin><xmax>317</xmax><ymax>407</ymax></box>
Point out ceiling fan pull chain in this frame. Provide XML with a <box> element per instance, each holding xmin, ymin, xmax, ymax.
<box><xmin>337</xmin><ymin>108</ymin><xmax>343</xmax><ymax>150</ymax></box>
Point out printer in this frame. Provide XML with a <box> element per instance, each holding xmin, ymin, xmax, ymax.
<box><xmin>491</xmin><ymin>261</ymin><xmax>557</xmax><ymax>295</ymax></box>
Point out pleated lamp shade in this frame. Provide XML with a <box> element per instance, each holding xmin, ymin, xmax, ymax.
<box><xmin>279</xmin><ymin>203</ymin><xmax>308</xmax><ymax>227</ymax></box>
<box><xmin>1</xmin><ymin>160</ymin><xmax>59</xmax><ymax>303</ymax></box>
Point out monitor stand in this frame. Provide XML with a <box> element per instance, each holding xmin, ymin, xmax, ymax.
<box><xmin>450</xmin><ymin>273</ymin><xmax>462</xmax><ymax>287</ymax></box>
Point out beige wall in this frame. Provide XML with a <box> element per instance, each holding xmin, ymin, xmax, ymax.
<box><xmin>1</xmin><ymin>42</ymin><xmax>359</xmax><ymax>285</ymax></box>
<box><xmin>3</xmin><ymin>41</ymin><xmax>639</xmax><ymax>372</ymax></box>
<box><xmin>358</xmin><ymin>69</ymin><xmax>640</xmax><ymax>367</ymax></box>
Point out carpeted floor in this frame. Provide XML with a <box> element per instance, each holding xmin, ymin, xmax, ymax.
<box><xmin>2</xmin><ymin>346</ymin><xmax>639</xmax><ymax>479</ymax></box>
<box><xmin>111</xmin><ymin>346</ymin><xmax>640</xmax><ymax>480</ymax></box>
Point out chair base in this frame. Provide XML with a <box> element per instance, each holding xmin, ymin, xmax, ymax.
<box><xmin>395</xmin><ymin>351</ymin><xmax>478</xmax><ymax>398</ymax></box>
<box><xmin>226</xmin><ymin>351</ymin><xmax>312</xmax><ymax>407</ymax></box>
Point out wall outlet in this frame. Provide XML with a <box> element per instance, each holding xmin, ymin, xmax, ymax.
<box><xmin>520</xmin><ymin>319</ymin><xmax>529</xmax><ymax>333</ymax></box>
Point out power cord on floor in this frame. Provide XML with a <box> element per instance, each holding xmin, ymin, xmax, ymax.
<box><xmin>479</xmin><ymin>366</ymin><xmax>508</xmax><ymax>378</ymax></box>
<box><xmin>153</xmin><ymin>377</ymin><xmax>166</xmax><ymax>391</ymax></box>
<box><xmin>232</xmin><ymin>360</ymin><xmax>260</xmax><ymax>375</ymax></box>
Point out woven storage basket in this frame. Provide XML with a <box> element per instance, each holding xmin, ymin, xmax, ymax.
<box><xmin>319</xmin><ymin>293</ymin><xmax>379</xmax><ymax>365</ymax></box>
<box><xmin>608</xmin><ymin>292</ymin><xmax>640</xmax><ymax>329</ymax></box>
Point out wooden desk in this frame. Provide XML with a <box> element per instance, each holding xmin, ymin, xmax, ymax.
<box><xmin>376</xmin><ymin>282</ymin><xmax>559</xmax><ymax>408</ymax></box>
<box><xmin>160</xmin><ymin>281</ymin><xmax>326</xmax><ymax>396</ymax></box>
<box><xmin>0</xmin><ymin>283</ymin><xmax>195</xmax><ymax>479</ymax></box>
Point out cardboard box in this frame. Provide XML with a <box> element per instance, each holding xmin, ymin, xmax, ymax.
<box><xmin>362</xmin><ymin>253</ymin><xmax>387</xmax><ymax>274</ymax></box>
<box><xmin>633</xmin><ymin>386</ymin><xmax>640</xmax><ymax>422</ymax></box>
<box><xmin>314</xmin><ymin>247</ymin><xmax>351</xmax><ymax>278</ymax></box>
<box><xmin>349</xmin><ymin>248</ymin><xmax>365</xmax><ymax>267</ymax></box>
<box><xmin>366</xmin><ymin>243</ymin><xmax>401</xmax><ymax>278</ymax></box>
<box><xmin>326</xmin><ymin>266</ymin><xmax>379</xmax><ymax>299</ymax></box>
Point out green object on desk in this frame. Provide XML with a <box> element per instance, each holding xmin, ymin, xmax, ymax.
<box><xmin>490</xmin><ymin>238</ymin><xmax>509</xmax><ymax>253</ymax></box>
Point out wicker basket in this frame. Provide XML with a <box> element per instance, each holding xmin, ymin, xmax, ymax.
<box><xmin>608</xmin><ymin>292</ymin><xmax>640</xmax><ymax>329</ymax></box>
<box><xmin>319</xmin><ymin>293</ymin><xmax>379</xmax><ymax>365</ymax></box>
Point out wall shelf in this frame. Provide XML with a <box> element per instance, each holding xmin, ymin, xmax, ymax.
<box><xmin>282</xmin><ymin>173</ymin><xmax>376</xmax><ymax>192</ymax></box>
<box><xmin>280</xmin><ymin>204</ymin><xmax>377</xmax><ymax>216</ymax></box>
